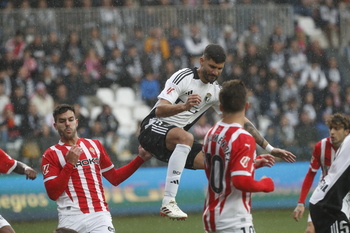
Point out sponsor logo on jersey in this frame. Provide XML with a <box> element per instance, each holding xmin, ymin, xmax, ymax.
<box><xmin>173</xmin><ymin>170</ymin><xmax>181</xmax><ymax>175</ymax></box>
<box><xmin>89</xmin><ymin>147</ymin><xmax>95</xmax><ymax>154</ymax></box>
<box><xmin>74</xmin><ymin>158</ymin><xmax>99</xmax><ymax>168</ymax></box>
<box><xmin>42</xmin><ymin>164</ymin><xmax>50</xmax><ymax>175</ymax></box>
<box><xmin>240</xmin><ymin>156</ymin><xmax>250</xmax><ymax>168</ymax></box>
<box><xmin>204</xmin><ymin>93</ymin><xmax>212</xmax><ymax>103</ymax></box>
<box><xmin>166</xmin><ymin>87</ymin><xmax>175</xmax><ymax>94</ymax></box>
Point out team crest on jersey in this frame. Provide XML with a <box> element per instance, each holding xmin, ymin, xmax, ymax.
<box><xmin>204</xmin><ymin>93</ymin><xmax>212</xmax><ymax>103</ymax></box>
<box><xmin>89</xmin><ymin>147</ymin><xmax>95</xmax><ymax>154</ymax></box>
<box><xmin>240</xmin><ymin>156</ymin><xmax>250</xmax><ymax>168</ymax></box>
<box><xmin>42</xmin><ymin>164</ymin><xmax>50</xmax><ymax>175</ymax></box>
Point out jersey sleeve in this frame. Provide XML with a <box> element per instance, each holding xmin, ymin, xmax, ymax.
<box><xmin>229</xmin><ymin>133</ymin><xmax>256</xmax><ymax>177</ymax></box>
<box><xmin>157</xmin><ymin>68</ymin><xmax>191</xmax><ymax>104</ymax></box>
<box><xmin>0</xmin><ymin>149</ymin><xmax>17</xmax><ymax>174</ymax></box>
<box><xmin>310</xmin><ymin>141</ymin><xmax>321</xmax><ymax>172</ymax></box>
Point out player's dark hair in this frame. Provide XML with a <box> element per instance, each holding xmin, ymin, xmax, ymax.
<box><xmin>326</xmin><ymin>113</ymin><xmax>350</xmax><ymax>130</ymax></box>
<box><xmin>219</xmin><ymin>80</ymin><xmax>247</xmax><ymax>113</ymax></box>
<box><xmin>53</xmin><ymin>104</ymin><xmax>75</xmax><ymax>122</ymax></box>
<box><xmin>203</xmin><ymin>44</ymin><xmax>226</xmax><ymax>64</ymax></box>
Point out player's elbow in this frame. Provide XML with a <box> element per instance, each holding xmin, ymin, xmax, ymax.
<box><xmin>47</xmin><ymin>192</ymin><xmax>60</xmax><ymax>201</ymax></box>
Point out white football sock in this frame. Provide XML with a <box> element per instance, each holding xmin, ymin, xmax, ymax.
<box><xmin>162</xmin><ymin>144</ymin><xmax>191</xmax><ymax>205</ymax></box>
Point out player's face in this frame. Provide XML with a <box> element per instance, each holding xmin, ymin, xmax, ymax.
<box><xmin>200</xmin><ymin>58</ymin><xmax>225</xmax><ymax>84</ymax></box>
<box><xmin>54</xmin><ymin>110</ymin><xmax>78</xmax><ymax>141</ymax></box>
<box><xmin>329</xmin><ymin>126</ymin><xmax>349</xmax><ymax>148</ymax></box>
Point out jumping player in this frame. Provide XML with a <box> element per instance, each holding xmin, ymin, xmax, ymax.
<box><xmin>138</xmin><ymin>44</ymin><xmax>295</xmax><ymax>220</ymax></box>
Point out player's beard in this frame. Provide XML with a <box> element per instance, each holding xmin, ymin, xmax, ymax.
<box><xmin>59</xmin><ymin>127</ymin><xmax>77</xmax><ymax>140</ymax></box>
<box><xmin>203</xmin><ymin>71</ymin><xmax>218</xmax><ymax>84</ymax></box>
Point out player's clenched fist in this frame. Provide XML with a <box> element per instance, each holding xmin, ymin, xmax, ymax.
<box><xmin>24</xmin><ymin>167</ymin><xmax>37</xmax><ymax>180</ymax></box>
<box><xmin>66</xmin><ymin>145</ymin><xmax>82</xmax><ymax>165</ymax></box>
<box><xmin>184</xmin><ymin>94</ymin><xmax>202</xmax><ymax>110</ymax></box>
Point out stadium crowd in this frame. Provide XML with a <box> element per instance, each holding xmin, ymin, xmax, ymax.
<box><xmin>0</xmin><ymin>0</ymin><xmax>349</xmax><ymax>169</ymax></box>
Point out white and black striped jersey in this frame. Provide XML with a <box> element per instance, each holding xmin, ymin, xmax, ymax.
<box><xmin>310</xmin><ymin>134</ymin><xmax>350</xmax><ymax>213</ymax></box>
<box><xmin>142</xmin><ymin>68</ymin><xmax>221</xmax><ymax>131</ymax></box>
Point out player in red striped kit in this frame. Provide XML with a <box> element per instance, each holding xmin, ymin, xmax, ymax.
<box><xmin>41</xmin><ymin>104</ymin><xmax>152</xmax><ymax>233</ymax></box>
<box><xmin>293</xmin><ymin>113</ymin><xmax>350</xmax><ymax>233</ymax></box>
<box><xmin>0</xmin><ymin>148</ymin><xmax>37</xmax><ymax>233</ymax></box>
<box><xmin>202</xmin><ymin>80</ymin><xmax>275</xmax><ymax>233</ymax></box>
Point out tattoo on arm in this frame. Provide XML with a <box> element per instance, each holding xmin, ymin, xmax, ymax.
<box><xmin>244</xmin><ymin>122</ymin><xmax>265</xmax><ymax>148</ymax></box>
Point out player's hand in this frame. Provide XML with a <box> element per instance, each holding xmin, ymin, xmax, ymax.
<box><xmin>271</xmin><ymin>148</ymin><xmax>296</xmax><ymax>163</ymax></box>
<box><xmin>24</xmin><ymin>167</ymin><xmax>37</xmax><ymax>180</ymax></box>
<box><xmin>293</xmin><ymin>204</ymin><xmax>305</xmax><ymax>222</ymax></box>
<box><xmin>138</xmin><ymin>145</ymin><xmax>153</xmax><ymax>161</ymax></box>
<box><xmin>184</xmin><ymin>94</ymin><xmax>202</xmax><ymax>110</ymax></box>
<box><xmin>66</xmin><ymin>145</ymin><xmax>82</xmax><ymax>165</ymax></box>
<box><xmin>255</xmin><ymin>154</ymin><xmax>275</xmax><ymax>168</ymax></box>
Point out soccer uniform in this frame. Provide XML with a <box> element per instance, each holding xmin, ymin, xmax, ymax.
<box><xmin>299</xmin><ymin>137</ymin><xmax>350</xmax><ymax>222</ymax></box>
<box><xmin>138</xmin><ymin>67</ymin><xmax>221</xmax><ymax>169</ymax></box>
<box><xmin>41</xmin><ymin>138</ymin><xmax>144</xmax><ymax>232</ymax></box>
<box><xmin>310</xmin><ymin>135</ymin><xmax>350</xmax><ymax>233</ymax></box>
<box><xmin>202</xmin><ymin>122</ymin><xmax>257</xmax><ymax>233</ymax></box>
<box><xmin>0</xmin><ymin>149</ymin><xmax>17</xmax><ymax>229</ymax></box>
<box><xmin>0</xmin><ymin>149</ymin><xmax>17</xmax><ymax>174</ymax></box>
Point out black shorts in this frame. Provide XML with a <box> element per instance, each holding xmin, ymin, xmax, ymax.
<box><xmin>309</xmin><ymin>203</ymin><xmax>350</xmax><ymax>233</ymax></box>
<box><xmin>138</xmin><ymin>119</ymin><xmax>202</xmax><ymax>170</ymax></box>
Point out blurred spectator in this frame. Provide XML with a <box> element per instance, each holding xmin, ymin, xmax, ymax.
<box><xmin>267</xmin><ymin>41</ymin><xmax>287</xmax><ymax>80</ymax></box>
<box><xmin>184</xmin><ymin>23</ymin><xmax>210</xmax><ymax>64</ymax></box>
<box><xmin>300</xmin><ymin>91</ymin><xmax>317</xmax><ymax>122</ymax></box>
<box><xmin>127</xmin><ymin>26</ymin><xmax>145</xmax><ymax>55</ymax></box>
<box><xmin>280</xmin><ymin>75</ymin><xmax>300</xmax><ymax>108</ymax></box>
<box><xmin>245</xmin><ymin>89</ymin><xmax>260</xmax><ymax>127</ymax></box>
<box><xmin>0</xmin><ymin>64</ymin><xmax>12</xmax><ymax>96</ymax></box>
<box><xmin>122</xmin><ymin>44</ymin><xmax>144</xmax><ymax>87</ymax></box>
<box><xmin>245</xmin><ymin>64</ymin><xmax>265</xmax><ymax>95</ymax></box>
<box><xmin>21</xmin><ymin>48</ymin><xmax>38</xmax><ymax>79</ymax></box>
<box><xmin>168</xmin><ymin>26</ymin><xmax>187</xmax><ymax>54</ymax></box>
<box><xmin>12</xmin><ymin>66</ymin><xmax>35</xmax><ymax>98</ymax></box>
<box><xmin>0</xmin><ymin>103</ymin><xmax>22</xmax><ymax>152</ymax></box>
<box><xmin>144</xmin><ymin>27</ymin><xmax>170</xmax><ymax>60</ymax></box>
<box><xmin>159</xmin><ymin>59</ymin><xmax>176</xmax><ymax>87</ymax></box>
<box><xmin>95</xmin><ymin>104</ymin><xmax>119</xmax><ymax>148</ymax></box>
<box><xmin>0</xmin><ymin>81</ymin><xmax>10</xmax><ymax>117</ymax></box>
<box><xmin>325</xmin><ymin>57</ymin><xmax>342</xmax><ymax>85</ymax></box>
<box><xmin>83</xmin><ymin>48</ymin><xmax>102</xmax><ymax>80</ymax></box>
<box><xmin>268</xmin><ymin>25</ymin><xmax>288</xmax><ymax>49</ymax></box>
<box><xmin>62</xmin><ymin>31</ymin><xmax>84</xmax><ymax>64</ymax></box>
<box><xmin>299</xmin><ymin>59</ymin><xmax>328</xmax><ymax>91</ymax></box>
<box><xmin>286</xmin><ymin>39</ymin><xmax>308</xmax><ymax>79</ymax></box>
<box><xmin>241</xmin><ymin>43</ymin><xmax>266</xmax><ymax>73</ymax></box>
<box><xmin>314</xmin><ymin>0</ymin><xmax>340</xmax><ymax>48</ymax></box>
<box><xmin>85</xmin><ymin>28</ymin><xmax>105</xmax><ymax>62</ymax></box>
<box><xmin>78</xmin><ymin>68</ymin><xmax>103</xmax><ymax>112</ymax></box>
<box><xmin>30</xmin><ymin>82</ymin><xmax>54</xmax><ymax>119</ymax></box>
<box><xmin>275</xmin><ymin>113</ymin><xmax>298</xmax><ymax>155</ymax></box>
<box><xmin>20</xmin><ymin>103</ymin><xmax>43</xmax><ymax>139</ymax></box>
<box><xmin>73</xmin><ymin>102</ymin><xmax>91</xmax><ymax>138</ymax></box>
<box><xmin>43</xmin><ymin>31</ymin><xmax>62</xmax><ymax>57</ymax></box>
<box><xmin>45</xmin><ymin>49</ymin><xmax>64</xmax><ymax>80</ymax></box>
<box><xmin>305</xmin><ymin>39</ymin><xmax>328</xmax><ymax>68</ymax></box>
<box><xmin>10</xmin><ymin>85</ymin><xmax>29</xmax><ymax>117</ymax></box>
<box><xmin>325</xmin><ymin>81</ymin><xmax>342</xmax><ymax>110</ymax></box>
<box><xmin>27</xmin><ymin>34</ymin><xmax>45</xmax><ymax>73</ymax></box>
<box><xmin>105</xmin><ymin>28</ymin><xmax>125</xmax><ymax>59</ymax></box>
<box><xmin>290</xmin><ymin>26</ymin><xmax>310</xmax><ymax>53</ymax></box>
<box><xmin>104</xmin><ymin>47</ymin><xmax>126</xmax><ymax>87</ymax></box>
<box><xmin>36</xmin><ymin>0</ymin><xmax>57</xmax><ymax>35</ymax></box>
<box><xmin>315</xmin><ymin>111</ymin><xmax>331</xmax><ymax>140</ymax></box>
<box><xmin>260</xmin><ymin>78</ymin><xmax>282</xmax><ymax>121</ymax></box>
<box><xmin>5</xmin><ymin>30</ymin><xmax>26</xmax><ymax>60</ymax></box>
<box><xmin>283</xmin><ymin>98</ymin><xmax>300</xmax><ymax>127</ymax></box>
<box><xmin>217</xmin><ymin>25</ymin><xmax>243</xmax><ymax>58</ymax></box>
<box><xmin>241</xmin><ymin>22</ymin><xmax>265</xmax><ymax>53</ymax></box>
<box><xmin>37</xmin><ymin>123</ymin><xmax>59</xmax><ymax>157</ymax></box>
<box><xmin>140</xmin><ymin>72</ymin><xmax>160</xmax><ymax>107</ymax></box>
<box><xmin>264</xmin><ymin>125</ymin><xmax>282</xmax><ymax>149</ymax></box>
<box><xmin>342</xmin><ymin>92</ymin><xmax>350</xmax><ymax>116</ymax></box>
<box><xmin>99</xmin><ymin>0</ymin><xmax>123</xmax><ymax>40</ymax></box>
<box><xmin>295</xmin><ymin>111</ymin><xmax>319</xmax><ymax>160</ymax></box>
<box><xmin>18</xmin><ymin>0</ymin><xmax>36</xmax><ymax>40</ymax></box>
<box><xmin>222</xmin><ymin>63</ymin><xmax>244</xmax><ymax>82</ymax></box>
<box><xmin>169</xmin><ymin>44</ymin><xmax>189</xmax><ymax>72</ymax></box>
<box><xmin>62</xmin><ymin>62</ymin><xmax>83</xmax><ymax>100</ymax></box>
<box><xmin>54</xmin><ymin>83</ymin><xmax>74</xmax><ymax>106</ymax></box>
<box><xmin>142</xmin><ymin>40</ymin><xmax>165</xmax><ymax>79</ymax></box>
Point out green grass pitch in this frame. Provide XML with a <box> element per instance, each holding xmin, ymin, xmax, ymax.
<box><xmin>10</xmin><ymin>209</ymin><xmax>308</xmax><ymax>233</ymax></box>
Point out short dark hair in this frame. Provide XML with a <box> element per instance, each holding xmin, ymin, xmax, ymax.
<box><xmin>203</xmin><ymin>44</ymin><xmax>226</xmax><ymax>64</ymax></box>
<box><xmin>326</xmin><ymin>113</ymin><xmax>350</xmax><ymax>130</ymax></box>
<box><xmin>53</xmin><ymin>104</ymin><xmax>75</xmax><ymax>122</ymax></box>
<box><xmin>219</xmin><ymin>80</ymin><xmax>247</xmax><ymax>113</ymax></box>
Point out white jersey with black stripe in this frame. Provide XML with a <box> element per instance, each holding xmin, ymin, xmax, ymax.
<box><xmin>152</xmin><ymin>67</ymin><xmax>221</xmax><ymax>129</ymax></box>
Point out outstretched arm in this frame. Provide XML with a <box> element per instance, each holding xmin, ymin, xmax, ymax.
<box><xmin>13</xmin><ymin>161</ymin><xmax>37</xmax><ymax>180</ymax></box>
<box><xmin>104</xmin><ymin>146</ymin><xmax>152</xmax><ymax>186</ymax></box>
<box><xmin>243</xmin><ymin>117</ymin><xmax>296</xmax><ymax>163</ymax></box>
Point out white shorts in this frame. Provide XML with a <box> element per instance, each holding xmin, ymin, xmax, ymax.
<box><xmin>0</xmin><ymin>215</ymin><xmax>11</xmax><ymax>228</ymax></box>
<box><xmin>58</xmin><ymin>211</ymin><xmax>115</xmax><ymax>233</ymax></box>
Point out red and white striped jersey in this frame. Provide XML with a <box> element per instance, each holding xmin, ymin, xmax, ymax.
<box><xmin>202</xmin><ymin>122</ymin><xmax>256</xmax><ymax>232</ymax></box>
<box><xmin>310</xmin><ymin>137</ymin><xmax>336</xmax><ymax>178</ymax></box>
<box><xmin>41</xmin><ymin>138</ymin><xmax>114</xmax><ymax>215</ymax></box>
<box><xmin>0</xmin><ymin>149</ymin><xmax>17</xmax><ymax>174</ymax></box>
